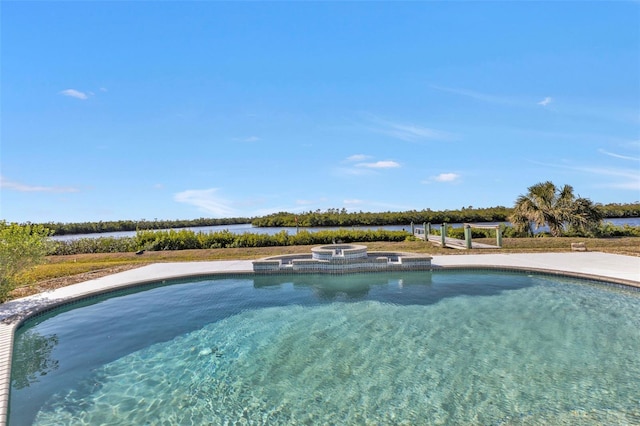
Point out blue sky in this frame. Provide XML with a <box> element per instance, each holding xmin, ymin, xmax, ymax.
<box><xmin>2</xmin><ymin>1</ymin><xmax>639</xmax><ymax>224</ymax></box>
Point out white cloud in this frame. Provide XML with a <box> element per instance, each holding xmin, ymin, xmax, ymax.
<box><xmin>363</xmin><ymin>114</ymin><xmax>453</xmax><ymax>142</ymax></box>
<box><xmin>434</xmin><ymin>173</ymin><xmax>461</xmax><ymax>182</ymax></box>
<box><xmin>343</xmin><ymin>199</ymin><xmax>364</xmax><ymax>206</ymax></box>
<box><xmin>531</xmin><ymin>160</ymin><xmax>640</xmax><ymax>191</ymax></box>
<box><xmin>378</xmin><ymin>121</ymin><xmax>451</xmax><ymax>142</ymax></box>
<box><xmin>352</xmin><ymin>200</ymin><xmax>415</xmax><ymax>212</ymax></box>
<box><xmin>59</xmin><ymin>89</ymin><xmax>89</xmax><ymax>100</ymax></box>
<box><xmin>598</xmin><ymin>149</ymin><xmax>640</xmax><ymax>161</ymax></box>
<box><xmin>433</xmin><ymin>85</ymin><xmax>556</xmax><ymax>110</ymax></box>
<box><xmin>0</xmin><ymin>175</ymin><xmax>79</xmax><ymax>193</ymax></box>
<box><xmin>599</xmin><ymin>181</ymin><xmax>640</xmax><ymax>190</ymax></box>
<box><xmin>345</xmin><ymin>154</ymin><xmax>371</xmax><ymax>162</ymax></box>
<box><xmin>538</xmin><ymin>97</ymin><xmax>553</xmax><ymax>106</ymax></box>
<box><xmin>294</xmin><ymin>197</ymin><xmax>329</xmax><ymax>208</ymax></box>
<box><xmin>579</xmin><ymin>166</ymin><xmax>640</xmax><ymax>190</ymax></box>
<box><xmin>356</xmin><ymin>160</ymin><xmax>400</xmax><ymax>169</ymax></box>
<box><xmin>173</xmin><ymin>188</ymin><xmax>236</xmax><ymax>217</ymax></box>
<box><xmin>234</xmin><ymin>136</ymin><xmax>261</xmax><ymax>143</ymax></box>
<box><xmin>383</xmin><ymin>123</ymin><xmax>449</xmax><ymax>142</ymax></box>
<box><xmin>539</xmin><ymin>99</ymin><xmax>635</xmax><ymax>124</ymax></box>
<box><xmin>336</xmin><ymin>155</ymin><xmax>400</xmax><ymax>176</ymax></box>
<box><xmin>421</xmin><ymin>172</ymin><xmax>461</xmax><ymax>184</ymax></box>
<box><xmin>335</xmin><ymin>167</ymin><xmax>373</xmax><ymax>176</ymax></box>
<box><xmin>430</xmin><ymin>85</ymin><xmax>516</xmax><ymax>105</ymax></box>
<box><xmin>434</xmin><ymin>85</ymin><xmax>635</xmax><ymax>124</ymax></box>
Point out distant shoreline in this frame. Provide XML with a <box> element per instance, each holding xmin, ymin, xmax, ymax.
<box><xmin>51</xmin><ymin>217</ymin><xmax>640</xmax><ymax>241</ymax></box>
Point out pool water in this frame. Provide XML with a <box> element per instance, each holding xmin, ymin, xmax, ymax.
<box><xmin>10</xmin><ymin>271</ymin><xmax>640</xmax><ymax>425</ymax></box>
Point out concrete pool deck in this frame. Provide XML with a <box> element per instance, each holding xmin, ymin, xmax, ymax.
<box><xmin>1</xmin><ymin>252</ymin><xmax>639</xmax><ymax>425</ymax></box>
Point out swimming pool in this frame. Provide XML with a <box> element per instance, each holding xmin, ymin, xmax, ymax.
<box><xmin>9</xmin><ymin>271</ymin><xmax>640</xmax><ymax>425</ymax></box>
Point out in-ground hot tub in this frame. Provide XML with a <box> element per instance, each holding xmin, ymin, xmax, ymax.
<box><xmin>311</xmin><ymin>244</ymin><xmax>368</xmax><ymax>261</ymax></box>
<box><xmin>252</xmin><ymin>244</ymin><xmax>432</xmax><ymax>273</ymax></box>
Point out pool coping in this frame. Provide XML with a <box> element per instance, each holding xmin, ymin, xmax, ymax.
<box><xmin>1</xmin><ymin>252</ymin><xmax>639</xmax><ymax>425</ymax></box>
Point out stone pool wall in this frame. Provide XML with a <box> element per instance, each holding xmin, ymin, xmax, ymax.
<box><xmin>253</xmin><ymin>244</ymin><xmax>432</xmax><ymax>274</ymax></box>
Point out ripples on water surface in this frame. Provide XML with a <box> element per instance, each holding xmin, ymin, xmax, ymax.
<box><xmin>10</xmin><ymin>272</ymin><xmax>640</xmax><ymax>425</ymax></box>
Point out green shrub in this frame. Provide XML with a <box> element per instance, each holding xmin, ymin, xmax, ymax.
<box><xmin>130</xmin><ymin>228</ymin><xmax>410</xmax><ymax>251</ymax></box>
<box><xmin>595</xmin><ymin>223</ymin><xmax>640</xmax><ymax>238</ymax></box>
<box><xmin>198</xmin><ymin>230</ymin><xmax>236</xmax><ymax>249</ymax></box>
<box><xmin>44</xmin><ymin>223</ymin><xmax>640</xmax><ymax>257</ymax></box>
<box><xmin>0</xmin><ymin>222</ymin><xmax>52</xmax><ymax>302</ymax></box>
<box><xmin>49</xmin><ymin>237</ymin><xmax>137</xmax><ymax>255</ymax></box>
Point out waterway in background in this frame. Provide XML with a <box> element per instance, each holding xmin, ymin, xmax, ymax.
<box><xmin>51</xmin><ymin>218</ymin><xmax>640</xmax><ymax>241</ymax></box>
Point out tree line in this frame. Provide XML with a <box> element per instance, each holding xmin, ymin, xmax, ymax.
<box><xmin>251</xmin><ymin>202</ymin><xmax>638</xmax><ymax>228</ymax></box>
<box><xmin>49</xmin><ymin>229</ymin><xmax>410</xmax><ymax>255</ymax></box>
<box><xmin>1</xmin><ymin>181</ymin><xmax>639</xmax><ymax>301</ymax></box>
<box><xmin>251</xmin><ymin>206</ymin><xmax>514</xmax><ymax>227</ymax></box>
<box><xmin>31</xmin><ymin>217</ymin><xmax>252</xmax><ymax>236</ymax></box>
<box><xmin>45</xmin><ymin>221</ymin><xmax>640</xmax><ymax>257</ymax></box>
<box><xmin>22</xmin><ymin>201</ymin><xmax>639</xmax><ymax>236</ymax></box>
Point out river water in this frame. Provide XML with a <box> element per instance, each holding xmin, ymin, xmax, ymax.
<box><xmin>51</xmin><ymin>218</ymin><xmax>640</xmax><ymax>241</ymax></box>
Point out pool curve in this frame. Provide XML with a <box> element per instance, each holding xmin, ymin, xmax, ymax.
<box><xmin>1</xmin><ymin>252</ymin><xmax>639</xmax><ymax>425</ymax></box>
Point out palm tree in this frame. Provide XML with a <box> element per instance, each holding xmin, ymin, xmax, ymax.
<box><xmin>509</xmin><ymin>181</ymin><xmax>601</xmax><ymax>237</ymax></box>
<box><xmin>567</xmin><ymin>197</ymin><xmax>604</xmax><ymax>235</ymax></box>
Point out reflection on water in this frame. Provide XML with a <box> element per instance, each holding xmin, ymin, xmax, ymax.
<box><xmin>252</xmin><ymin>271</ymin><xmax>532</xmax><ymax>304</ymax></box>
<box><xmin>11</xmin><ymin>330</ymin><xmax>59</xmax><ymax>390</ymax></box>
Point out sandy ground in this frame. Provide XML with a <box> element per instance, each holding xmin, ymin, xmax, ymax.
<box><xmin>9</xmin><ymin>264</ymin><xmax>148</xmax><ymax>299</ymax></box>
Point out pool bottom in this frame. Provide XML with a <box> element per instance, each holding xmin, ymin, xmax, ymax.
<box><xmin>29</xmin><ymin>279</ymin><xmax>640</xmax><ymax>426</ymax></box>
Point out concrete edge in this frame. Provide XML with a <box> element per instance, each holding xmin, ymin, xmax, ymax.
<box><xmin>0</xmin><ymin>267</ymin><xmax>253</xmax><ymax>426</ymax></box>
<box><xmin>429</xmin><ymin>264</ymin><xmax>640</xmax><ymax>289</ymax></box>
<box><xmin>1</xmin><ymin>254</ymin><xmax>638</xmax><ymax>425</ymax></box>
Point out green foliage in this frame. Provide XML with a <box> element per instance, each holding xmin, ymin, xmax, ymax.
<box><xmin>251</xmin><ymin>207</ymin><xmax>513</xmax><ymax>227</ymax></box>
<box><xmin>501</xmin><ymin>226</ymin><xmax>529</xmax><ymax>238</ymax></box>
<box><xmin>49</xmin><ymin>237</ymin><xmax>138</xmax><ymax>255</ymax></box>
<box><xmin>599</xmin><ymin>202</ymin><xmax>640</xmax><ymax>218</ymax></box>
<box><xmin>11</xmin><ymin>330</ymin><xmax>59</xmax><ymax>389</ymax></box>
<box><xmin>26</xmin><ymin>202</ymin><xmax>637</xmax><ymax>238</ymax></box>
<box><xmin>250</xmin><ymin>203</ymin><xmax>636</xmax><ymax>229</ymax></box>
<box><xmin>131</xmin><ymin>228</ymin><xmax>410</xmax><ymax>252</ymax></box>
<box><xmin>197</xmin><ymin>230</ymin><xmax>237</xmax><ymax>249</ymax></box>
<box><xmin>566</xmin><ymin>197</ymin><xmax>604</xmax><ymax>236</ymax></box>
<box><xmin>446</xmin><ymin>227</ymin><xmax>494</xmax><ymax>240</ymax></box>
<box><xmin>593</xmin><ymin>222</ymin><xmax>640</xmax><ymax>238</ymax></box>
<box><xmin>33</xmin><ymin>222</ymin><xmax>640</xmax><ymax>257</ymax></box>
<box><xmin>509</xmin><ymin>181</ymin><xmax>603</xmax><ymax>237</ymax></box>
<box><xmin>135</xmin><ymin>229</ymin><xmax>201</xmax><ymax>251</ymax></box>
<box><xmin>33</xmin><ymin>217</ymin><xmax>252</xmax><ymax>236</ymax></box>
<box><xmin>0</xmin><ymin>221</ymin><xmax>52</xmax><ymax>302</ymax></box>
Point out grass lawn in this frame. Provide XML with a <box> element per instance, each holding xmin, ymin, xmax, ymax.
<box><xmin>9</xmin><ymin>236</ymin><xmax>640</xmax><ymax>301</ymax></box>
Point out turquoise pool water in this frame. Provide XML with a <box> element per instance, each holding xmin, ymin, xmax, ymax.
<box><xmin>10</xmin><ymin>271</ymin><xmax>640</xmax><ymax>425</ymax></box>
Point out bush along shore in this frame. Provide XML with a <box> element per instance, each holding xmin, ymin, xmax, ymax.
<box><xmin>47</xmin><ymin>224</ymin><xmax>640</xmax><ymax>256</ymax></box>
<box><xmin>26</xmin><ymin>202</ymin><xmax>640</xmax><ymax>236</ymax></box>
<box><xmin>8</xmin><ymin>226</ymin><xmax>640</xmax><ymax>302</ymax></box>
<box><xmin>49</xmin><ymin>229</ymin><xmax>408</xmax><ymax>255</ymax></box>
